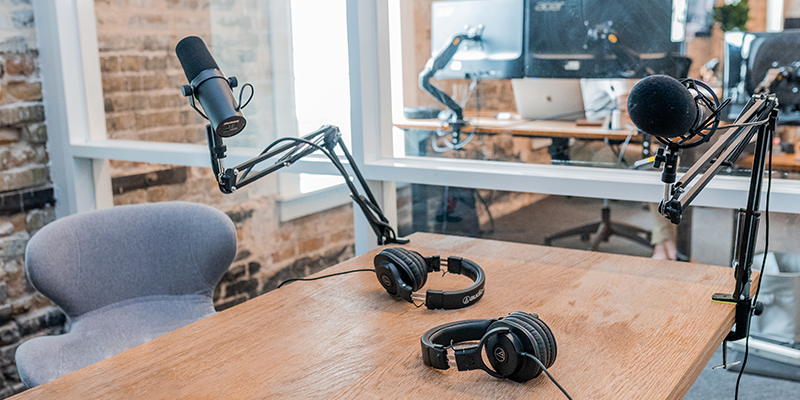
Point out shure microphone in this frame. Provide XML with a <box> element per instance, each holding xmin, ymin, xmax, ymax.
<box><xmin>627</xmin><ymin>75</ymin><xmax>714</xmax><ymax>139</ymax></box>
<box><xmin>175</xmin><ymin>36</ymin><xmax>246</xmax><ymax>137</ymax></box>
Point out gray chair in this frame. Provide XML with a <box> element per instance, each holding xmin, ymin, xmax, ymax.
<box><xmin>15</xmin><ymin>201</ymin><xmax>237</xmax><ymax>387</ymax></box>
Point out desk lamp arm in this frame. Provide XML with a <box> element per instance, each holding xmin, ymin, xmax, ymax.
<box><xmin>208</xmin><ymin>124</ymin><xmax>408</xmax><ymax>246</ymax></box>
<box><xmin>658</xmin><ymin>94</ymin><xmax>777</xmax><ymax>341</ymax></box>
<box><xmin>419</xmin><ymin>27</ymin><xmax>483</xmax><ymax>142</ymax></box>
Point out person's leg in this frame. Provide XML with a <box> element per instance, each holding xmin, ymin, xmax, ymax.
<box><xmin>649</xmin><ymin>203</ymin><xmax>677</xmax><ymax>260</ymax></box>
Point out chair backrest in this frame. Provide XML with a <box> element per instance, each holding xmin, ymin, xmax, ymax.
<box><xmin>25</xmin><ymin>201</ymin><xmax>237</xmax><ymax>319</ymax></box>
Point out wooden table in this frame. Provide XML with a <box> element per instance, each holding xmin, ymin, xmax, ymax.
<box><xmin>739</xmin><ymin>153</ymin><xmax>800</xmax><ymax>172</ymax></box>
<box><xmin>14</xmin><ymin>233</ymin><xmax>749</xmax><ymax>399</ymax></box>
<box><xmin>395</xmin><ymin>115</ymin><xmax>638</xmax><ymax>141</ymax></box>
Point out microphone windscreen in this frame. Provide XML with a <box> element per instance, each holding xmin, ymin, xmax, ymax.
<box><xmin>627</xmin><ymin>75</ymin><xmax>697</xmax><ymax>139</ymax></box>
<box><xmin>175</xmin><ymin>36</ymin><xmax>219</xmax><ymax>83</ymax></box>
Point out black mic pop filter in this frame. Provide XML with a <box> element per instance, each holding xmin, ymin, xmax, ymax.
<box><xmin>176</xmin><ymin>36</ymin><xmax>219</xmax><ymax>83</ymax></box>
<box><xmin>628</xmin><ymin>75</ymin><xmax>697</xmax><ymax>139</ymax></box>
<box><xmin>175</xmin><ymin>36</ymin><xmax>246</xmax><ymax>137</ymax></box>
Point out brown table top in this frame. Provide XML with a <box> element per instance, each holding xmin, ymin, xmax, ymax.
<box><xmin>739</xmin><ymin>153</ymin><xmax>800</xmax><ymax>172</ymax></box>
<box><xmin>14</xmin><ymin>233</ymin><xmax>746</xmax><ymax>399</ymax></box>
<box><xmin>394</xmin><ymin>115</ymin><xmax>638</xmax><ymax>141</ymax></box>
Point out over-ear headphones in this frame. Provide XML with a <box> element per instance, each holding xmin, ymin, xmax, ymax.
<box><xmin>374</xmin><ymin>247</ymin><xmax>485</xmax><ymax>309</ymax></box>
<box><xmin>420</xmin><ymin>312</ymin><xmax>557</xmax><ymax>382</ymax></box>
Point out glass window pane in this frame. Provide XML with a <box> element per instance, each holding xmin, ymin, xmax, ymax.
<box><xmin>91</xmin><ymin>0</ymin><xmax>355</xmax><ymax>309</ymax></box>
<box><xmin>388</xmin><ymin>0</ymin><xmax>800</xmax><ymax>185</ymax></box>
<box><xmin>396</xmin><ymin>181</ymin><xmax>800</xmax><ymax>267</ymax></box>
<box><xmin>95</xmin><ymin>0</ymin><xmax>350</xmax><ymax>191</ymax></box>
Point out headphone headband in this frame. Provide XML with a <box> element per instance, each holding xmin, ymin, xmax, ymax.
<box><xmin>420</xmin><ymin>318</ymin><xmax>494</xmax><ymax>370</ymax></box>
<box><xmin>421</xmin><ymin>256</ymin><xmax>485</xmax><ymax>309</ymax></box>
<box><xmin>374</xmin><ymin>249</ymin><xmax>485</xmax><ymax>310</ymax></box>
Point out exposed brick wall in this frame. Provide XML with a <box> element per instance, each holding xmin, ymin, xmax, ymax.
<box><xmin>215</xmin><ymin>202</ymin><xmax>355</xmax><ymax>310</ymax></box>
<box><xmin>0</xmin><ymin>0</ymin><xmax>62</xmax><ymax>396</ymax></box>
<box><xmin>95</xmin><ymin>0</ymin><xmax>209</xmax><ymax>145</ymax></box>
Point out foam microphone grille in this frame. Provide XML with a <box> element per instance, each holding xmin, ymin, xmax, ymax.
<box><xmin>175</xmin><ymin>36</ymin><xmax>219</xmax><ymax>83</ymax></box>
<box><xmin>627</xmin><ymin>75</ymin><xmax>697</xmax><ymax>139</ymax></box>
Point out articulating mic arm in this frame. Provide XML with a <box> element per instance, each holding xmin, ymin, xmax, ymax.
<box><xmin>657</xmin><ymin>94</ymin><xmax>777</xmax><ymax>341</ymax></box>
<box><xmin>419</xmin><ymin>26</ymin><xmax>483</xmax><ymax>146</ymax></box>
<box><xmin>206</xmin><ymin>124</ymin><xmax>408</xmax><ymax>247</ymax></box>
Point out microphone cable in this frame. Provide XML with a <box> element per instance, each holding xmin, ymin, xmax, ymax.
<box><xmin>520</xmin><ymin>352</ymin><xmax>573</xmax><ymax>400</ymax></box>
<box><xmin>277</xmin><ymin>269</ymin><xmax>375</xmax><ymax>289</ymax></box>
<box><xmin>734</xmin><ymin>126</ymin><xmax>773</xmax><ymax>400</ymax></box>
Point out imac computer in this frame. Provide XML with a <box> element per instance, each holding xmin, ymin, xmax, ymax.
<box><xmin>724</xmin><ymin>30</ymin><xmax>800</xmax><ymax>124</ymax></box>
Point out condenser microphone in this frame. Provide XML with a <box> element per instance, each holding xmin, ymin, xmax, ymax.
<box><xmin>627</xmin><ymin>75</ymin><xmax>714</xmax><ymax>140</ymax></box>
<box><xmin>175</xmin><ymin>36</ymin><xmax>246</xmax><ymax>137</ymax></box>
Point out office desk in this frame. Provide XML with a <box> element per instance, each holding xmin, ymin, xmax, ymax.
<box><xmin>14</xmin><ymin>233</ymin><xmax>747</xmax><ymax>399</ymax></box>
<box><xmin>395</xmin><ymin>115</ymin><xmax>637</xmax><ymax>141</ymax></box>
<box><xmin>740</xmin><ymin>153</ymin><xmax>800</xmax><ymax>172</ymax></box>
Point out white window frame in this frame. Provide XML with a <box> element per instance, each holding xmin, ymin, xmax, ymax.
<box><xmin>35</xmin><ymin>0</ymin><xmax>800</xmax><ymax>259</ymax></box>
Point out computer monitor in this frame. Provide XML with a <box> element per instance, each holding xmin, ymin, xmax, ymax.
<box><xmin>430</xmin><ymin>0</ymin><xmax>525</xmax><ymax>79</ymax></box>
<box><xmin>523</xmin><ymin>0</ymin><xmax>688</xmax><ymax>79</ymax></box>
<box><xmin>723</xmin><ymin>30</ymin><xmax>800</xmax><ymax>124</ymax></box>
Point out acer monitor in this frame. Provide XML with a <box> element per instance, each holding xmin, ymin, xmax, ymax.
<box><xmin>523</xmin><ymin>0</ymin><xmax>688</xmax><ymax>79</ymax></box>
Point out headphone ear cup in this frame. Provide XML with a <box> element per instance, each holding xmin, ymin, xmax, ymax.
<box><xmin>506</xmin><ymin>313</ymin><xmax>556</xmax><ymax>369</ymax></box>
<box><xmin>378</xmin><ymin>248</ymin><xmax>428</xmax><ymax>291</ymax></box>
<box><xmin>483</xmin><ymin>328</ymin><xmax>525</xmax><ymax>379</ymax></box>
<box><xmin>522</xmin><ymin>314</ymin><xmax>557</xmax><ymax>368</ymax></box>
<box><xmin>488</xmin><ymin>313</ymin><xmax>556</xmax><ymax>383</ymax></box>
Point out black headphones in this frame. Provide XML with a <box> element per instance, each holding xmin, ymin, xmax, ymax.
<box><xmin>420</xmin><ymin>312</ymin><xmax>557</xmax><ymax>382</ymax></box>
<box><xmin>373</xmin><ymin>247</ymin><xmax>485</xmax><ymax>309</ymax></box>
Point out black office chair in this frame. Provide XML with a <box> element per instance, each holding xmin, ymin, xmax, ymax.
<box><xmin>544</xmin><ymin>199</ymin><xmax>652</xmax><ymax>251</ymax></box>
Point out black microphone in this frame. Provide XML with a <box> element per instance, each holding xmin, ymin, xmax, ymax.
<box><xmin>175</xmin><ymin>36</ymin><xmax>246</xmax><ymax>137</ymax></box>
<box><xmin>627</xmin><ymin>75</ymin><xmax>714</xmax><ymax>139</ymax></box>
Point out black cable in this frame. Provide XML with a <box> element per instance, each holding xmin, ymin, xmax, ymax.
<box><xmin>237</xmin><ymin>83</ymin><xmax>254</xmax><ymax>111</ymax></box>
<box><xmin>238</xmin><ymin>136</ymin><xmax>374</xmax><ymax>226</ymax></box>
<box><xmin>520</xmin><ymin>352</ymin><xmax>573</xmax><ymax>400</ymax></box>
<box><xmin>240</xmin><ymin>135</ymin><xmax>325</xmax><ymax>181</ymax></box>
<box><xmin>734</xmin><ymin>126</ymin><xmax>773</xmax><ymax>400</ymax></box>
<box><xmin>277</xmin><ymin>269</ymin><xmax>375</xmax><ymax>289</ymax></box>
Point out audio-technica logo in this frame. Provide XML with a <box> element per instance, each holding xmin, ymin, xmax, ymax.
<box><xmin>462</xmin><ymin>288</ymin><xmax>484</xmax><ymax>305</ymax></box>
<box><xmin>380</xmin><ymin>274</ymin><xmax>392</xmax><ymax>287</ymax></box>
<box><xmin>494</xmin><ymin>346</ymin><xmax>507</xmax><ymax>363</ymax></box>
<box><xmin>534</xmin><ymin>1</ymin><xmax>565</xmax><ymax>11</ymax></box>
